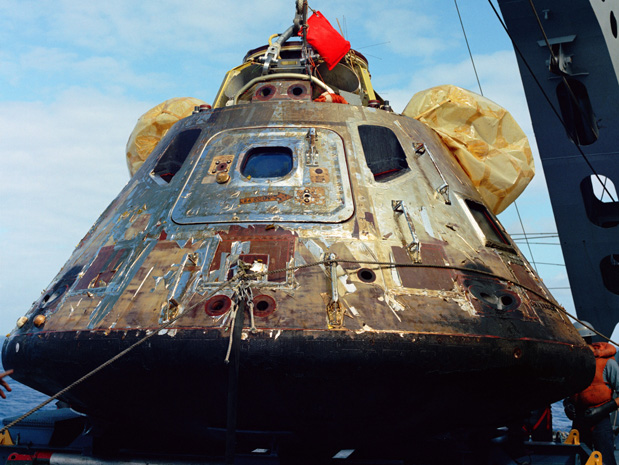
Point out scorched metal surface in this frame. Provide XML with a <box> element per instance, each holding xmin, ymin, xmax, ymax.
<box><xmin>2</xmin><ymin>41</ymin><xmax>594</xmax><ymax>452</ymax></box>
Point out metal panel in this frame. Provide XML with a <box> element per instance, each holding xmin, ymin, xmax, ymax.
<box><xmin>171</xmin><ymin>127</ymin><xmax>354</xmax><ymax>224</ymax></box>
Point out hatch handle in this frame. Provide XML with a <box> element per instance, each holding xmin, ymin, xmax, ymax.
<box><xmin>306</xmin><ymin>128</ymin><xmax>319</xmax><ymax>166</ymax></box>
<box><xmin>414</xmin><ymin>143</ymin><xmax>451</xmax><ymax>205</ymax></box>
<box><xmin>392</xmin><ymin>200</ymin><xmax>421</xmax><ymax>262</ymax></box>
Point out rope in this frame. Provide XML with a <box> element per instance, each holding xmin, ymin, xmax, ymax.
<box><xmin>454</xmin><ymin>0</ymin><xmax>539</xmax><ymax>275</ymax></box>
<box><xmin>251</xmin><ymin>258</ymin><xmax>560</xmax><ymax>308</ymax></box>
<box><xmin>224</xmin><ymin>295</ymin><xmax>245</xmax><ymax>465</ymax></box>
<box><xmin>267</xmin><ymin>33</ymin><xmax>279</xmax><ymax>46</ymax></box>
<box><xmin>565</xmin><ymin>314</ymin><xmax>619</xmax><ymax>347</ymax></box>
<box><xmin>514</xmin><ymin>201</ymin><xmax>538</xmax><ymax>274</ymax></box>
<box><xmin>525</xmin><ymin>0</ymin><xmax>615</xmax><ymax>202</ymax></box>
<box><xmin>224</xmin><ymin>281</ymin><xmax>254</xmax><ymax>363</ymax></box>
<box><xmin>0</xmin><ymin>278</ymin><xmax>234</xmax><ymax>435</ymax></box>
<box><xmin>245</xmin><ymin>257</ymin><xmax>619</xmax><ymax>346</ymax></box>
<box><xmin>454</xmin><ymin>0</ymin><xmax>483</xmax><ymax>96</ymax></box>
<box><xmin>5</xmin><ymin>255</ymin><xmax>613</xmax><ymax>433</ymax></box>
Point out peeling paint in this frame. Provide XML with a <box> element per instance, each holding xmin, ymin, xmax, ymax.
<box><xmin>9</xmin><ymin>99</ymin><xmax>581</xmax><ymax>411</ymax></box>
<box><xmin>348</xmin><ymin>306</ymin><xmax>360</xmax><ymax>317</ymax></box>
<box><xmin>304</xmin><ymin>239</ymin><xmax>325</xmax><ymax>261</ymax></box>
<box><xmin>355</xmin><ymin>324</ymin><xmax>375</xmax><ymax>334</ymax></box>
<box><xmin>337</xmin><ymin>275</ymin><xmax>356</xmax><ymax>294</ymax></box>
<box><xmin>419</xmin><ymin>206</ymin><xmax>436</xmax><ymax>239</ymax></box>
<box><xmin>389</xmin><ymin>251</ymin><xmax>403</xmax><ymax>287</ymax></box>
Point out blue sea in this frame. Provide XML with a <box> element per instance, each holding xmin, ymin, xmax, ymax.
<box><xmin>0</xmin><ymin>337</ymin><xmax>54</xmax><ymax>421</ymax></box>
<box><xmin>0</xmin><ymin>337</ymin><xmax>572</xmax><ymax>432</ymax></box>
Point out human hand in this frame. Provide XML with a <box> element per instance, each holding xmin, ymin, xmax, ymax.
<box><xmin>0</xmin><ymin>369</ymin><xmax>13</xmax><ymax>399</ymax></box>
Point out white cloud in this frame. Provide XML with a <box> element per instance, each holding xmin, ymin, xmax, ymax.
<box><xmin>0</xmin><ymin>89</ymin><xmax>148</xmax><ymax>330</ymax></box>
<box><xmin>363</xmin><ymin>8</ymin><xmax>452</xmax><ymax>58</ymax></box>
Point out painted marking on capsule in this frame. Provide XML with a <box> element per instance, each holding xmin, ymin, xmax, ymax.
<box><xmin>240</xmin><ymin>192</ymin><xmax>292</xmax><ymax>204</ymax></box>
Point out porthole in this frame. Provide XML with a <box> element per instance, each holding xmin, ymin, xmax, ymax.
<box><xmin>465</xmin><ymin>199</ymin><xmax>511</xmax><ymax>246</ymax></box>
<box><xmin>468</xmin><ymin>281</ymin><xmax>521</xmax><ymax>313</ymax></box>
<box><xmin>255</xmin><ymin>84</ymin><xmax>277</xmax><ymax>101</ymax></box>
<box><xmin>590</xmin><ymin>175</ymin><xmax>618</xmax><ymax>203</ymax></box>
<box><xmin>357</xmin><ymin>268</ymin><xmax>377</xmax><ymax>283</ymax></box>
<box><xmin>287</xmin><ymin>84</ymin><xmax>308</xmax><ymax>99</ymax></box>
<box><xmin>358</xmin><ymin>125</ymin><xmax>409</xmax><ymax>182</ymax></box>
<box><xmin>39</xmin><ymin>265</ymin><xmax>82</xmax><ymax>310</ymax></box>
<box><xmin>580</xmin><ymin>175</ymin><xmax>619</xmax><ymax>228</ymax></box>
<box><xmin>556</xmin><ymin>79</ymin><xmax>599</xmax><ymax>146</ymax></box>
<box><xmin>252</xmin><ymin>295</ymin><xmax>276</xmax><ymax>317</ymax></box>
<box><xmin>241</xmin><ymin>146</ymin><xmax>293</xmax><ymax>178</ymax></box>
<box><xmin>204</xmin><ymin>295</ymin><xmax>232</xmax><ymax>316</ymax></box>
<box><xmin>611</xmin><ymin>11</ymin><xmax>617</xmax><ymax>38</ymax></box>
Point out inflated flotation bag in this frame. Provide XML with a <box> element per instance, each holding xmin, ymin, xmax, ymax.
<box><xmin>126</xmin><ymin>97</ymin><xmax>207</xmax><ymax>177</ymax></box>
<box><xmin>403</xmin><ymin>85</ymin><xmax>534</xmax><ymax>214</ymax></box>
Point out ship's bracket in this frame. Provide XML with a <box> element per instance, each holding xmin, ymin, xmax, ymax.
<box><xmin>537</xmin><ymin>35</ymin><xmax>588</xmax><ymax>77</ymax></box>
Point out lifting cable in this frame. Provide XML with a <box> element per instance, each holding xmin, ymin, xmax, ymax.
<box><xmin>0</xmin><ymin>277</ymin><xmax>235</xmax><ymax>434</ymax></box>
<box><xmin>487</xmin><ymin>0</ymin><xmax>617</xmax><ymax>203</ymax></box>
<box><xmin>526</xmin><ymin>0</ymin><xmax>616</xmax><ymax>203</ymax></box>
<box><xmin>3</xmin><ymin>256</ymin><xmax>617</xmax><ymax>436</ymax></box>
<box><xmin>454</xmin><ymin>0</ymin><xmax>483</xmax><ymax>96</ymax></box>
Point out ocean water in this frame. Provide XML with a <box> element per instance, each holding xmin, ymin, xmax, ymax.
<box><xmin>552</xmin><ymin>401</ymin><xmax>572</xmax><ymax>432</ymax></box>
<box><xmin>0</xmin><ymin>337</ymin><xmax>54</xmax><ymax>421</ymax></box>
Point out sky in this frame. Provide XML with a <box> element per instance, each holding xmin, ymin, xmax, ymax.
<box><xmin>0</xmin><ymin>0</ymin><xmax>577</xmax><ymax>336</ymax></box>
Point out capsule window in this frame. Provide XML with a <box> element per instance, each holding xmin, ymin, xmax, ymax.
<box><xmin>465</xmin><ymin>199</ymin><xmax>511</xmax><ymax>246</ymax></box>
<box><xmin>358</xmin><ymin>125</ymin><xmax>409</xmax><ymax>181</ymax></box>
<box><xmin>241</xmin><ymin>146</ymin><xmax>293</xmax><ymax>178</ymax></box>
<box><xmin>39</xmin><ymin>265</ymin><xmax>82</xmax><ymax>310</ymax></box>
<box><xmin>153</xmin><ymin>129</ymin><xmax>202</xmax><ymax>183</ymax></box>
<box><xmin>580</xmin><ymin>175</ymin><xmax>619</xmax><ymax>228</ymax></box>
<box><xmin>600</xmin><ymin>254</ymin><xmax>619</xmax><ymax>295</ymax></box>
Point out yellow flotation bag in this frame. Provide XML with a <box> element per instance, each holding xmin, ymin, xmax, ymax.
<box><xmin>403</xmin><ymin>85</ymin><xmax>534</xmax><ymax>214</ymax></box>
<box><xmin>126</xmin><ymin>97</ymin><xmax>207</xmax><ymax>177</ymax></box>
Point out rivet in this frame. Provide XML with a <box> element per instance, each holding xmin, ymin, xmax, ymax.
<box><xmin>216</xmin><ymin>172</ymin><xmax>230</xmax><ymax>184</ymax></box>
<box><xmin>33</xmin><ymin>315</ymin><xmax>46</xmax><ymax>327</ymax></box>
<box><xmin>16</xmin><ymin>316</ymin><xmax>28</xmax><ymax>328</ymax></box>
<box><xmin>513</xmin><ymin>347</ymin><xmax>522</xmax><ymax>359</ymax></box>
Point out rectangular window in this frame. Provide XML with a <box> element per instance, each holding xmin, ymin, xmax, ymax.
<box><xmin>465</xmin><ymin>199</ymin><xmax>511</xmax><ymax>247</ymax></box>
<box><xmin>153</xmin><ymin>128</ymin><xmax>202</xmax><ymax>183</ymax></box>
<box><xmin>358</xmin><ymin>125</ymin><xmax>409</xmax><ymax>181</ymax></box>
<box><xmin>241</xmin><ymin>146</ymin><xmax>293</xmax><ymax>178</ymax></box>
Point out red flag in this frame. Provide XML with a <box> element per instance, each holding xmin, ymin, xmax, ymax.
<box><xmin>305</xmin><ymin>11</ymin><xmax>351</xmax><ymax>70</ymax></box>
